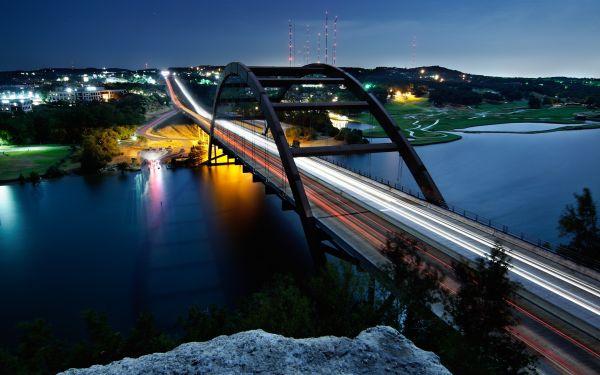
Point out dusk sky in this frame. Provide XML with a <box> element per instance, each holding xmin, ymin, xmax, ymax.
<box><xmin>2</xmin><ymin>0</ymin><xmax>599</xmax><ymax>77</ymax></box>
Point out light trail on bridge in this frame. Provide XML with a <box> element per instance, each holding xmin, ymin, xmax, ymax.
<box><xmin>172</xmin><ymin>75</ymin><xmax>600</xmax><ymax>322</ymax></box>
<box><xmin>168</xmin><ymin>75</ymin><xmax>600</xmax><ymax>372</ymax></box>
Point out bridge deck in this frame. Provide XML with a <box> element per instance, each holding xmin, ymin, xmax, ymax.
<box><xmin>166</xmin><ymin>74</ymin><xmax>600</xmax><ymax>370</ymax></box>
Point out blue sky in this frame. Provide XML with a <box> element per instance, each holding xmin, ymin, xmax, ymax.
<box><xmin>2</xmin><ymin>0</ymin><xmax>599</xmax><ymax>77</ymax></box>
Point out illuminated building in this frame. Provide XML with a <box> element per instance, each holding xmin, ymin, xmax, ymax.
<box><xmin>0</xmin><ymin>98</ymin><xmax>33</xmax><ymax>112</ymax></box>
<box><xmin>48</xmin><ymin>86</ymin><xmax>124</xmax><ymax>102</ymax></box>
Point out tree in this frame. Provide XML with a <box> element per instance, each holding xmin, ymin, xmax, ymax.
<box><xmin>186</xmin><ymin>144</ymin><xmax>203</xmax><ymax>166</ymax></box>
<box><xmin>449</xmin><ymin>243</ymin><xmax>536</xmax><ymax>374</ymax></box>
<box><xmin>80</xmin><ymin>129</ymin><xmax>120</xmax><ymax>172</ymax></box>
<box><xmin>542</xmin><ymin>96</ymin><xmax>554</xmax><ymax>106</ymax></box>
<box><xmin>116</xmin><ymin>162</ymin><xmax>129</xmax><ymax>174</ymax></box>
<box><xmin>334</xmin><ymin>128</ymin><xmax>368</xmax><ymax>144</ymax></box>
<box><xmin>584</xmin><ymin>95</ymin><xmax>600</xmax><ymax>108</ymax></box>
<box><xmin>381</xmin><ymin>234</ymin><xmax>444</xmax><ymax>335</ymax></box>
<box><xmin>235</xmin><ymin>274</ymin><xmax>316</xmax><ymax>338</ymax></box>
<box><xmin>558</xmin><ymin>188</ymin><xmax>600</xmax><ymax>262</ymax></box>
<box><xmin>528</xmin><ymin>95</ymin><xmax>541</xmax><ymax>109</ymax></box>
<box><xmin>307</xmin><ymin>263</ymin><xmax>395</xmax><ymax>337</ymax></box>
<box><xmin>428</xmin><ymin>86</ymin><xmax>482</xmax><ymax>106</ymax></box>
<box><xmin>29</xmin><ymin>171</ymin><xmax>41</xmax><ymax>184</ymax></box>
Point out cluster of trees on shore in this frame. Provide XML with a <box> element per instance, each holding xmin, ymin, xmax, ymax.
<box><xmin>0</xmin><ymin>235</ymin><xmax>536</xmax><ymax>374</ymax></box>
<box><xmin>0</xmin><ymin>94</ymin><xmax>169</xmax><ymax>173</ymax></box>
<box><xmin>558</xmin><ymin>188</ymin><xmax>600</xmax><ymax>265</ymax></box>
<box><xmin>345</xmin><ymin>66</ymin><xmax>600</xmax><ymax>107</ymax></box>
<box><xmin>428</xmin><ymin>86</ymin><xmax>483</xmax><ymax>106</ymax></box>
<box><xmin>0</xmin><ymin>94</ymin><xmax>157</xmax><ymax>145</ymax></box>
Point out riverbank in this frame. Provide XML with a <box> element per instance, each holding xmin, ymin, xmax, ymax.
<box><xmin>0</xmin><ymin>145</ymin><xmax>78</xmax><ymax>182</ymax></box>
<box><xmin>352</xmin><ymin>99</ymin><xmax>599</xmax><ymax>145</ymax></box>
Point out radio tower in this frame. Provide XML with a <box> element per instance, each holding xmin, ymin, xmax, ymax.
<box><xmin>317</xmin><ymin>32</ymin><xmax>321</xmax><ymax>63</ymax></box>
<box><xmin>324</xmin><ymin>11</ymin><xmax>329</xmax><ymax>64</ymax></box>
<box><xmin>288</xmin><ymin>19</ymin><xmax>293</xmax><ymax>66</ymax></box>
<box><xmin>293</xmin><ymin>21</ymin><xmax>296</xmax><ymax>66</ymax></box>
<box><xmin>411</xmin><ymin>35</ymin><xmax>417</xmax><ymax>68</ymax></box>
<box><xmin>333</xmin><ymin>16</ymin><xmax>337</xmax><ymax>66</ymax></box>
<box><xmin>304</xmin><ymin>24</ymin><xmax>310</xmax><ymax>64</ymax></box>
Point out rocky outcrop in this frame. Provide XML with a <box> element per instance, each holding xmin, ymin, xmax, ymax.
<box><xmin>59</xmin><ymin>326</ymin><xmax>451</xmax><ymax>374</ymax></box>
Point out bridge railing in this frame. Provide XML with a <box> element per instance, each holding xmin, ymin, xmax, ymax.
<box><xmin>319</xmin><ymin>155</ymin><xmax>581</xmax><ymax>250</ymax></box>
<box><xmin>320</xmin><ymin>155</ymin><xmax>600</xmax><ymax>271</ymax></box>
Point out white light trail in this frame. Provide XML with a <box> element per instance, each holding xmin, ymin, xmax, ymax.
<box><xmin>172</xmin><ymin>77</ymin><xmax>600</xmax><ymax>320</ymax></box>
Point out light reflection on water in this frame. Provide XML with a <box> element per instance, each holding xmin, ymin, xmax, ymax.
<box><xmin>0</xmin><ymin>185</ymin><xmax>17</xmax><ymax>232</ymax></box>
<box><xmin>0</xmin><ymin>165</ymin><xmax>313</xmax><ymax>345</ymax></box>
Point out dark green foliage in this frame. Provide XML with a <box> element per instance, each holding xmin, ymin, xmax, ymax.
<box><xmin>0</xmin><ymin>238</ymin><xmax>537</xmax><ymax>374</ymax></box>
<box><xmin>14</xmin><ymin>319</ymin><xmax>67</xmax><ymax>374</ymax></box>
<box><xmin>80</xmin><ymin>310</ymin><xmax>124</xmax><ymax>365</ymax></box>
<box><xmin>281</xmin><ymin>110</ymin><xmax>331</xmax><ymax>131</ymax></box>
<box><xmin>482</xmin><ymin>91</ymin><xmax>504</xmax><ymax>103</ymax></box>
<box><xmin>186</xmin><ymin>144</ymin><xmax>203</xmax><ymax>166</ymax></box>
<box><xmin>499</xmin><ymin>86</ymin><xmax>523</xmax><ymax>101</ymax></box>
<box><xmin>116</xmin><ymin>162</ymin><xmax>129</xmax><ymax>174</ymax></box>
<box><xmin>29</xmin><ymin>171</ymin><xmax>40</xmax><ymax>184</ymax></box>
<box><xmin>367</xmin><ymin>86</ymin><xmax>390</xmax><ymax>103</ymax></box>
<box><xmin>334</xmin><ymin>128</ymin><xmax>368</xmax><ymax>144</ymax></box>
<box><xmin>280</xmin><ymin>110</ymin><xmax>336</xmax><ymax>137</ymax></box>
<box><xmin>284</xmin><ymin>126</ymin><xmax>317</xmax><ymax>142</ymax></box>
<box><xmin>528</xmin><ymin>95</ymin><xmax>542</xmax><ymax>109</ymax></box>
<box><xmin>542</xmin><ymin>96</ymin><xmax>555</xmax><ymax>106</ymax></box>
<box><xmin>122</xmin><ymin>313</ymin><xmax>176</xmax><ymax>358</ymax></box>
<box><xmin>45</xmin><ymin>165</ymin><xmax>65</xmax><ymax>178</ymax></box>
<box><xmin>307</xmin><ymin>263</ymin><xmax>396</xmax><ymax>337</ymax></box>
<box><xmin>346</xmin><ymin>66</ymin><xmax>600</xmax><ymax>104</ymax></box>
<box><xmin>558</xmin><ymin>188</ymin><xmax>600</xmax><ymax>262</ymax></box>
<box><xmin>0</xmin><ymin>94</ymin><xmax>146</xmax><ymax>146</ymax></box>
<box><xmin>448</xmin><ymin>243</ymin><xmax>537</xmax><ymax>374</ymax></box>
<box><xmin>585</xmin><ymin>95</ymin><xmax>600</xmax><ymax>108</ymax></box>
<box><xmin>429</xmin><ymin>86</ymin><xmax>483</xmax><ymax>106</ymax></box>
<box><xmin>328</xmin><ymin>126</ymin><xmax>340</xmax><ymax>137</ymax></box>
<box><xmin>178</xmin><ymin>305</ymin><xmax>232</xmax><ymax>342</ymax></box>
<box><xmin>188</xmin><ymin>82</ymin><xmax>217</xmax><ymax>108</ymax></box>
<box><xmin>80</xmin><ymin>129</ymin><xmax>120</xmax><ymax>172</ymax></box>
<box><xmin>235</xmin><ymin>274</ymin><xmax>316</xmax><ymax>337</ymax></box>
<box><xmin>382</xmin><ymin>234</ymin><xmax>444</xmax><ymax>336</ymax></box>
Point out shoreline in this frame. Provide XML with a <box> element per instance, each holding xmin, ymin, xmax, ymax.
<box><xmin>3</xmin><ymin>122</ymin><xmax>599</xmax><ymax>183</ymax></box>
<box><xmin>364</xmin><ymin>120</ymin><xmax>599</xmax><ymax>145</ymax></box>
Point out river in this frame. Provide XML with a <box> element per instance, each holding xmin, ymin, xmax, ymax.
<box><xmin>329</xmin><ymin>127</ymin><xmax>600</xmax><ymax>245</ymax></box>
<box><xmin>0</xmin><ymin>165</ymin><xmax>314</xmax><ymax>344</ymax></box>
<box><xmin>1</xmin><ymin>126</ymin><xmax>599</xmax><ymax>345</ymax></box>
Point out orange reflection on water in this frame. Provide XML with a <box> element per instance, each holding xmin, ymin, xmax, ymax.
<box><xmin>207</xmin><ymin>164</ymin><xmax>262</xmax><ymax>222</ymax></box>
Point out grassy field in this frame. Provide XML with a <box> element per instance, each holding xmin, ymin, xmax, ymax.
<box><xmin>353</xmin><ymin>99</ymin><xmax>594</xmax><ymax>145</ymax></box>
<box><xmin>0</xmin><ymin>145</ymin><xmax>73</xmax><ymax>181</ymax></box>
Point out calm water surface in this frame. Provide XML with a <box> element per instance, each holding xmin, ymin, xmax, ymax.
<box><xmin>333</xmin><ymin>128</ymin><xmax>600</xmax><ymax>245</ymax></box>
<box><xmin>458</xmin><ymin>122</ymin><xmax>565</xmax><ymax>132</ymax></box>
<box><xmin>0</xmin><ymin>165</ymin><xmax>313</xmax><ymax>344</ymax></box>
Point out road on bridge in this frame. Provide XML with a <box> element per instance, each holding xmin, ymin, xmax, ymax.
<box><xmin>166</xmin><ymin>74</ymin><xmax>600</xmax><ymax>375</ymax></box>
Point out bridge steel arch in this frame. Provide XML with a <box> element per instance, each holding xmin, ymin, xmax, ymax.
<box><xmin>209</xmin><ymin>62</ymin><xmax>315</xmax><ymax>231</ymax></box>
<box><xmin>209</xmin><ymin>62</ymin><xmax>446</xmax><ymax>237</ymax></box>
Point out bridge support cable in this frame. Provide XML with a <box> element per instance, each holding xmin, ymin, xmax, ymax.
<box><xmin>211</xmin><ymin>62</ymin><xmax>446</xmax><ymax>248</ymax></box>
<box><xmin>278</xmin><ymin>63</ymin><xmax>445</xmax><ymax>207</ymax></box>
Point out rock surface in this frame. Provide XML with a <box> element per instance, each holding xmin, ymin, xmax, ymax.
<box><xmin>59</xmin><ymin>326</ymin><xmax>451</xmax><ymax>374</ymax></box>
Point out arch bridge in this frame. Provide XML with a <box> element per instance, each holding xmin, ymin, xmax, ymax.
<box><xmin>166</xmin><ymin>64</ymin><xmax>600</xmax><ymax>368</ymax></box>
<box><xmin>206</xmin><ymin>62</ymin><xmax>445</xmax><ymax>241</ymax></box>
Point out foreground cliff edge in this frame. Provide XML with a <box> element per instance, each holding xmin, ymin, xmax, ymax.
<box><xmin>59</xmin><ymin>326</ymin><xmax>451</xmax><ymax>374</ymax></box>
